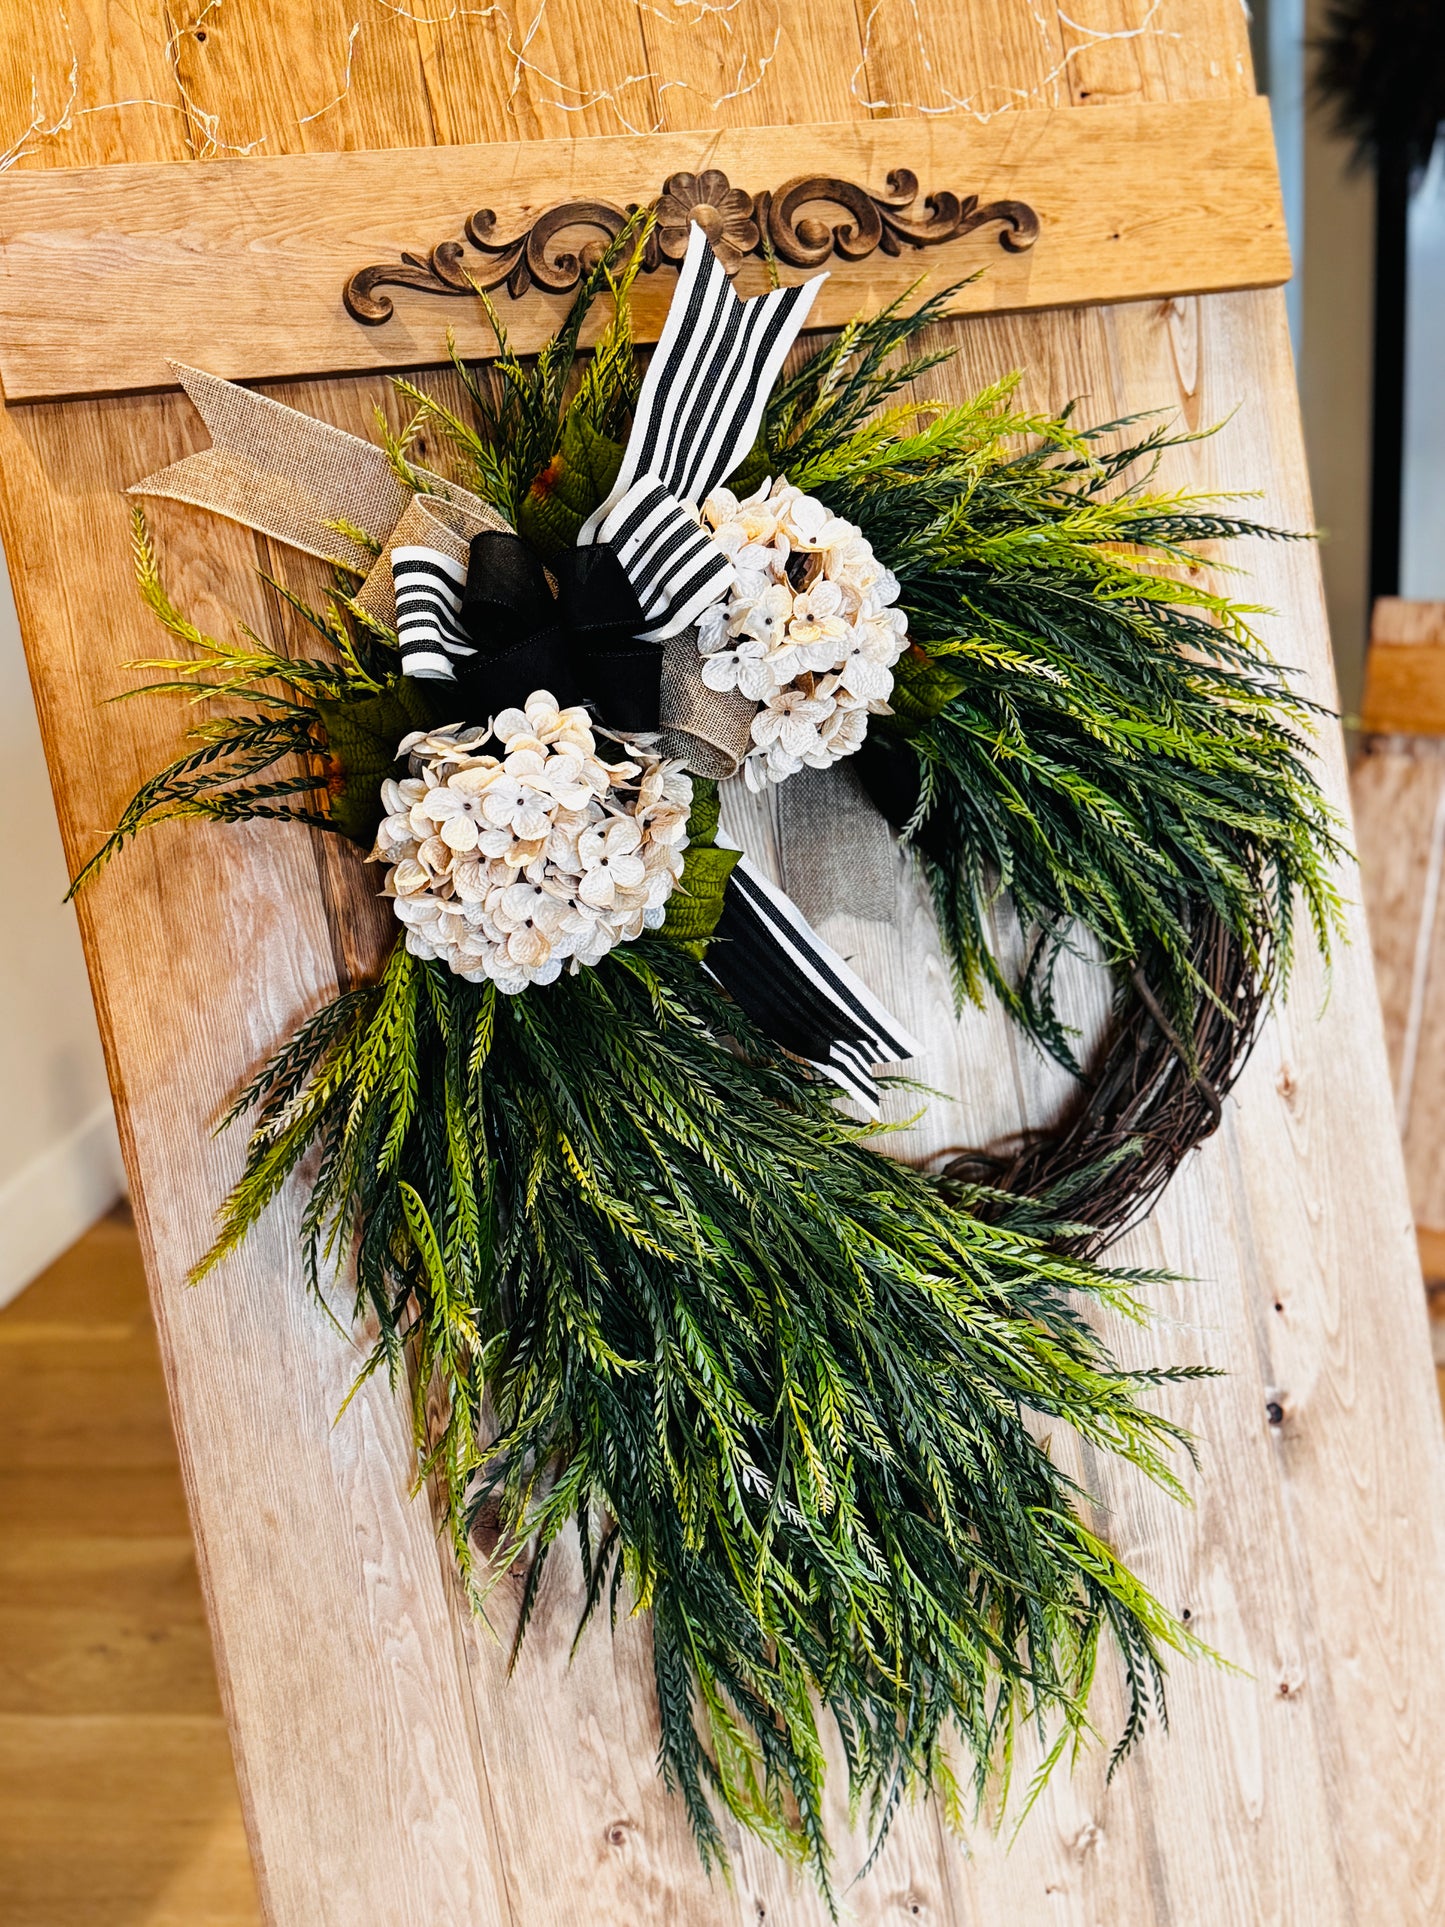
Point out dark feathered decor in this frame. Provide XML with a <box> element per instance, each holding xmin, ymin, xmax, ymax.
<box><xmin>1315</xmin><ymin>0</ymin><xmax>1445</xmax><ymax>177</ymax></box>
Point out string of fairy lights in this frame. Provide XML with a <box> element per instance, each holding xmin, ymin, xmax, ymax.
<box><xmin>0</xmin><ymin>0</ymin><xmax>1230</xmax><ymax>166</ymax></box>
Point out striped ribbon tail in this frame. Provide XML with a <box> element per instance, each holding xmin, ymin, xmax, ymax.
<box><xmin>706</xmin><ymin>856</ymin><xmax>920</xmax><ymax>1117</ymax></box>
<box><xmin>392</xmin><ymin>545</ymin><xmax>474</xmax><ymax>680</ymax></box>
<box><xmin>592</xmin><ymin>476</ymin><xmax>735</xmax><ymax>642</ymax></box>
<box><xmin>578</xmin><ymin>222</ymin><xmax>827</xmax><ymax>641</ymax></box>
<box><xmin>595</xmin><ymin>224</ymin><xmax>827</xmax><ymax>515</ymax></box>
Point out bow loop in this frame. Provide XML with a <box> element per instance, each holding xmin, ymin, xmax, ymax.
<box><xmin>555</xmin><ymin>546</ymin><xmax>666</xmax><ymax>734</ymax></box>
<box><xmin>397</xmin><ymin>527</ymin><xmax>670</xmax><ymax>730</ymax></box>
<box><xmin>580</xmin><ymin>224</ymin><xmax>827</xmax><ymax>542</ymax></box>
<box><xmin>461</xmin><ymin>531</ymin><xmax>556</xmax><ymax>646</ymax></box>
<box><xmin>447</xmin><ymin>529</ymin><xmax>580</xmax><ymax>715</ymax></box>
<box><xmin>588</xmin><ymin>475</ymin><xmax>735</xmax><ymax>642</ymax></box>
<box><xmin>554</xmin><ymin>542</ymin><xmax>644</xmax><ymax>643</ymax></box>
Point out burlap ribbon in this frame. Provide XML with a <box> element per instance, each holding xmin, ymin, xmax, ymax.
<box><xmin>130</xmin><ymin>364</ymin><xmax>506</xmax><ymax>580</ymax></box>
<box><xmin>355</xmin><ymin>493</ymin><xmax>505</xmax><ymax>631</ymax></box>
<box><xmin>657</xmin><ymin>633</ymin><xmax>756</xmax><ymax>779</ymax></box>
<box><xmin>130</xmin><ymin>363</ymin><xmax>755</xmax><ymax>774</ymax></box>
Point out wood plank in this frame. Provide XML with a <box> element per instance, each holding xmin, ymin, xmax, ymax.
<box><xmin>0</xmin><ymin>97</ymin><xmax>1289</xmax><ymax>400</ymax></box>
<box><xmin>2</xmin><ymin>3</ymin><xmax>1442</xmax><ymax>1925</ymax></box>
<box><xmin>1373</xmin><ymin>596</ymin><xmax>1445</xmax><ymax>645</ymax></box>
<box><xmin>638</xmin><ymin>36</ymin><xmax>986</xmax><ymax>1915</ymax></box>
<box><xmin>901</xmin><ymin>41</ymin><xmax>1294</xmax><ymax>1911</ymax></box>
<box><xmin>1350</xmin><ymin>741</ymin><xmax>1445</xmax><ymax>1093</ymax></box>
<box><xmin>1097</xmin><ymin>288</ymin><xmax>1443</xmax><ymax>1927</ymax></box>
<box><xmin>1352</xmin><ymin>601</ymin><xmax>1445</xmax><ymax>1237</ymax></box>
<box><xmin>1419</xmin><ymin>1226</ymin><xmax>1445</xmax><ymax>1282</ymax></box>
<box><xmin>1360</xmin><ymin>600</ymin><xmax>1445</xmax><ymax>734</ymax></box>
<box><xmin>873</xmin><ymin>276</ymin><xmax>1445</xmax><ymax>1927</ymax></box>
<box><xmin>0</xmin><ymin>1536</ymin><xmax>221</xmax><ymax>1718</ymax></box>
<box><xmin>0</xmin><ymin>1714</ymin><xmax>259</xmax><ymax>1926</ymax></box>
<box><xmin>1388</xmin><ymin>837</ymin><xmax>1445</xmax><ymax>1236</ymax></box>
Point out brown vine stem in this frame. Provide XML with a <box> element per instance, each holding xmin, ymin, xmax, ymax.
<box><xmin>1128</xmin><ymin>961</ymin><xmax>1223</xmax><ymax>1131</ymax></box>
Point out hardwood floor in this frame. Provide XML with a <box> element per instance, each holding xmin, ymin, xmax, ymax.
<box><xmin>0</xmin><ymin>1208</ymin><xmax>262</xmax><ymax>1927</ymax></box>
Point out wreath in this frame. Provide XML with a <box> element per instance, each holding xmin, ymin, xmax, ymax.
<box><xmin>77</xmin><ymin>222</ymin><xmax>1341</xmax><ymax>1901</ymax></box>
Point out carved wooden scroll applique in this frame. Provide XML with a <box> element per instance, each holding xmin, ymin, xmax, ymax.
<box><xmin>343</xmin><ymin>166</ymin><xmax>1040</xmax><ymax>324</ymax></box>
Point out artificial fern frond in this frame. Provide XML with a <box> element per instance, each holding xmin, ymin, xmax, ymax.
<box><xmin>71</xmin><ymin>511</ymin><xmax>418</xmax><ymax>895</ymax></box>
<box><xmin>760</xmin><ymin>312</ymin><xmax>1345</xmax><ymax>1062</ymax></box>
<box><xmin>210</xmin><ymin>933</ymin><xmax>1210</xmax><ymax>1904</ymax></box>
<box><xmin>67</xmin><ymin>711</ymin><xmax>330</xmax><ymax>896</ymax></box>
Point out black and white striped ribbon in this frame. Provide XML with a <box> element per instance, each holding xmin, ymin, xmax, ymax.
<box><xmin>384</xmin><ymin>531</ymin><xmax>918</xmax><ymax>1102</ymax></box>
<box><xmin>589</xmin><ymin>476</ymin><xmax>734</xmax><ymax>640</ymax></box>
<box><xmin>580</xmin><ymin>222</ymin><xmax>827</xmax><ymax>642</ymax></box>
<box><xmin>707</xmin><ymin>854</ymin><xmax>920</xmax><ymax>1117</ymax></box>
<box><xmin>590</xmin><ymin>223</ymin><xmax>827</xmax><ymax>519</ymax></box>
<box><xmin>392</xmin><ymin>545</ymin><xmax>475</xmax><ymax>681</ymax></box>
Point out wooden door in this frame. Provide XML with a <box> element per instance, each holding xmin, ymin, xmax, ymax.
<box><xmin>2</xmin><ymin>4</ymin><xmax>1443</xmax><ymax>1921</ymax></box>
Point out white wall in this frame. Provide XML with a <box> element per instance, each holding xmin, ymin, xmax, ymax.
<box><xmin>1253</xmin><ymin>0</ymin><xmax>1376</xmax><ymax>718</ymax></box>
<box><xmin>0</xmin><ymin>549</ymin><xmax>123</xmax><ymax>1304</ymax></box>
<box><xmin>1254</xmin><ymin>0</ymin><xmax>1306</xmax><ymax>349</ymax></box>
<box><xmin>1294</xmin><ymin>0</ymin><xmax>1377</xmax><ymax>720</ymax></box>
<box><xmin>1403</xmin><ymin>144</ymin><xmax>1445</xmax><ymax>600</ymax></box>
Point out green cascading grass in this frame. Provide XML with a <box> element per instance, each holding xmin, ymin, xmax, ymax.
<box><xmin>760</xmin><ymin>293</ymin><xmax>1345</xmax><ymax>1063</ymax></box>
<box><xmin>200</xmin><ymin>930</ymin><xmax>1209</xmax><ymax>1897</ymax></box>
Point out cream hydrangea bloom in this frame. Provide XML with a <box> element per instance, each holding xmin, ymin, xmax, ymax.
<box><xmin>372</xmin><ymin>691</ymin><xmax>692</xmax><ymax>993</ymax></box>
<box><xmin>696</xmin><ymin>478</ymin><xmax>909</xmax><ymax>791</ymax></box>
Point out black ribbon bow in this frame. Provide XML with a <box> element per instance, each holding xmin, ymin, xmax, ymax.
<box><xmin>456</xmin><ymin>531</ymin><xmax>666</xmax><ymax>733</ymax></box>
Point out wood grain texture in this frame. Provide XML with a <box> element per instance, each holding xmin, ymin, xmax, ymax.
<box><xmin>1419</xmin><ymin>1225</ymin><xmax>1445</xmax><ymax>1282</ymax></box>
<box><xmin>1373</xmin><ymin>597</ymin><xmax>1445</xmax><ymax>644</ymax></box>
<box><xmin>1353</xmin><ymin>607</ymin><xmax>1445</xmax><ymax>1245</ymax></box>
<box><xmin>0</xmin><ymin>98</ymin><xmax>1289</xmax><ymax>401</ymax></box>
<box><xmin>1360</xmin><ymin>600</ymin><xmax>1445</xmax><ymax>733</ymax></box>
<box><xmin>1</xmin><ymin>2</ymin><xmax>1442</xmax><ymax>1923</ymax></box>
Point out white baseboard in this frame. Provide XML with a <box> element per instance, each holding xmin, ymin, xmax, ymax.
<box><xmin>0</xmin><ymin>1102</ymin><xmax>125</xmax><ymax>1308</ymax></box>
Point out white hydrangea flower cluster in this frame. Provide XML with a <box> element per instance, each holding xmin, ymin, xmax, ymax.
<box><xmin>373</xmin><ymin>691</ymin><xmax>692</xmax><ymax>994</ymax></box>
<box><xmin>696</xmin><ymin>478</ymin><xmax>909</xmax><ymax>792</ymax></box>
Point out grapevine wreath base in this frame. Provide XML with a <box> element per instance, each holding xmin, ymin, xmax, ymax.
<box><xmin>77</xmin><ymin>219</ymin><xmax>1341</xmax><ymax>1900</ymax></box>
<box><xmin>953</xmin><ymin>909</ymin><xmax>1263</xmax><ymax>1256</ymax></box>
